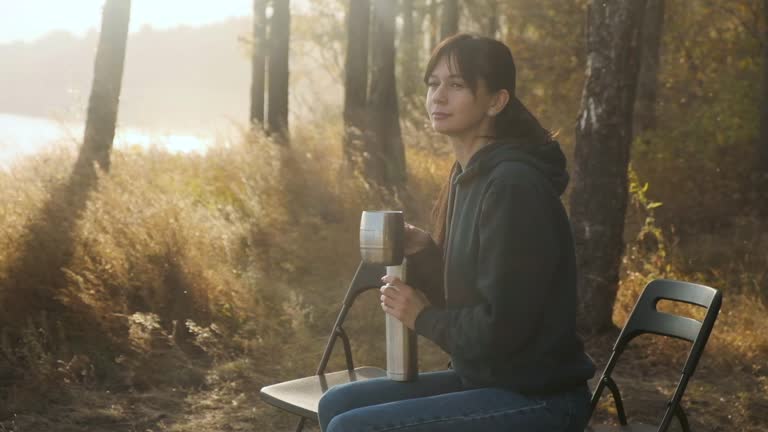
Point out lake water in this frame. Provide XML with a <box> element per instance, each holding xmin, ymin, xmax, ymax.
<box><xmin>0</xmin><ymin>113</ymin><xmax>231</xmax><ymax>170</ymax></box>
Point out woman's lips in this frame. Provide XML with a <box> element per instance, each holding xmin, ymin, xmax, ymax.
<box><xmin>432</xmin><ymin>113</ymin><xmax>451</xmax><ymax>120</ymax></box>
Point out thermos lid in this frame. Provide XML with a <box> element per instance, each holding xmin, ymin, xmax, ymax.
<box><xmin>360</xmin><ymin>210</ymin><xmax>404</xmax><ymax>266</ymax></box>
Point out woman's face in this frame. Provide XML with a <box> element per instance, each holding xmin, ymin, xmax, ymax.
<box><xmin>425</xmin><ymin>55</ymin><xmax>498</xmax><ymax>139</ymax></box>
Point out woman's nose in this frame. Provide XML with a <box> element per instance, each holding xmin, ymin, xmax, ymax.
<box><xmin>431</xmin><ymin>85</ymin><xmax>447</xmax><ymax>105</ymax></box>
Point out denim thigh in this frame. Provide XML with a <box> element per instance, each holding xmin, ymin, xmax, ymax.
<box><xmin>318</xmin><ymin>370</ymin><xmax>464</xmax><ymax>431</ymax></box>
<box><xmin>320</xmin><ymin>375</ymin><xmax>591</xmax><ymax>432</ymax></box>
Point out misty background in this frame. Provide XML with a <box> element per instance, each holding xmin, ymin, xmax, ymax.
<box><xmin>0</xmin><ymin>11</ymin><xmax>343</xmax><ymax>165</ymax></box>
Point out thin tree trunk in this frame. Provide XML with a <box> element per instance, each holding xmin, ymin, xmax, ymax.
<box><xmin>401</xmin><ymin>0</ymin><xmax>419</xmax><ymax>97</ymax></box>
<box><xmin>79</xmin><ymin>0</ymin><xmax>131</xmax><ymax>174</ymax></box>
<box><xmin>369</xmin><ymin>0</ymin><xmax>405</xmax><ymax>189</ymax></box>
<box><xmin>760</xmin><ymin>0</ymin><xmax>768</xmax><ymax>171</ymax></box>
<box><xmin>250</xmin><ymin>0</ymin><xmax>267</xmax><ymax>127</ymax></box>
<box><xmin>342</xmin><ymin>0</ymin><xmax>370</xmax><ymax>176</ymax></box>
<box><xmin>429</xmin><ymin>0</ymin><xmax>439</xmax><ymax>51</ymax></box>
<box><xmin>634</xmin><ymin>0</ymin><xmax>665</xmax><ymax>135</ymax></box>
<box><xmin>412</xmin><ymin>0</ymin><xmax>429</xmax><ymax>56</ymax></box>
<box><xmin>569</xmin><ymin>0</ymin><xmax>647</xmax><ymax>334</ymax></box>
<box><xmin>268</xmin><ymin>0</ymin><xmax>290</xmax><ymax>143</ymax></box>
<box><xmin>487</xmin><ymin>0</ymin><xmax>499</xmax><ymax>38</ymax></box>
<box><xmin>440</xmin><ymin>0</ymin><xmax>460</xmax><ymax>41</ymax></box>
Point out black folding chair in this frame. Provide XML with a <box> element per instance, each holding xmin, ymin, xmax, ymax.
<box><xmin>586</xmin><ymin>279</ymin><xmax>722</xmax><ymax>432</ymax></box>
<box><xmin>260</xmin><ymin>261</ymin><xmax>388</xmax><ymax>432</ymax></box>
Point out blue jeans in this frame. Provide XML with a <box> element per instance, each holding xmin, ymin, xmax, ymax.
<box><xmin>317</xmin><ymin>370</ymin><xmax>591</xmax><ymax>432</ymax></box>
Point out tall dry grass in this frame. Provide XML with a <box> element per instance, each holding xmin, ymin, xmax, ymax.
<box><xmin>0</xmin><ymin>122</ymin><xmax>450</xmax><ymax>411</ymax></box>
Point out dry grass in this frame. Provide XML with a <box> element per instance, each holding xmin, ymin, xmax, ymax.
<box><xmin>0</xmin><ymin>123</ymin><xmax>765</xmax><ymax>431</ymax></box>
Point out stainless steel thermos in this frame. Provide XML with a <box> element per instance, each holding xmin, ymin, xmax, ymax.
<box><xmin>359</xmin><ymin>210</ymin><xmax>418</xmax><ymax>382</ymax></box>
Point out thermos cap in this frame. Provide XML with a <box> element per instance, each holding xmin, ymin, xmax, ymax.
<box><xmin>360</xmin><ymin>210</ymin><xmax>404</xmax><ymax>266</ymax></box>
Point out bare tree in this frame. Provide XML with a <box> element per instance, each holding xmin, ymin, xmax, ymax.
<box><xmin>568</xmin><ymin>0</ymin><xmax>647</xmax><ymax>334</ymax></box>
<box><xmin>428</xmin><ymin>0</ymin><xmax>439</xmax><ymax>52</ymax></box>
<box><xmin>268</xmin><ymin>0</ymin><xmax>290</xmax><ymax>143</ymax></box>
<box><xmin>369</xmin><ymin>0</ymin><xmax>406</xmax><ymax>188</ymax></box>
<box><xmin>1</xmin><ymin>0</ymin><xmax>132</xmax><ymax>335</ymax></box>
<box><xmin>78</xmin><ymin>0</ymin><xmax>131</xmax><ymax>174</ymax></box>
<box><xmin>635</xmin><ymin>0</ymin><xmax>665</xmax><ymax>135</ymax></box>
<box><xmin>440</xmin><ymin>0</ymin><xmax>460</xmax><ymax>41</ymax></box>
<box><xmin>486</xmin><ymin>0</ymin><xmax>499</xmax><ymax>38</ymax></box>
<box><xmin>400</xmin><ymin>0</ymin><xmax>420</xmax><ymax>97</ymax></box>
<box><xmin>761</xmin><ymin>0</ymin><xmax>768</xmax><ymax>171</ymax></box>
<box><xmin>250</xmin><ymin>0</ymin><xmax>268</xmax><ymax>127</ymax></box>
<box><xmin>342</xmin><ymin>0</ymin><xmax>371</xmax><ymax>175</ymax></box>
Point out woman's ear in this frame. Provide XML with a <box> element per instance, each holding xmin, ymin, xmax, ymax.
<box><xmin>487</xmin><ymin>89</ymin><xmax>510</xmax><ymax>117</ymax></box>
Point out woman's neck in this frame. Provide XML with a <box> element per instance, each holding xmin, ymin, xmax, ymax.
<box><xmin>451</xmin><ymin>137</ymin><xmax>492</xmax><ymax>171</ymax></box>
<box><xmin>450</xmin><ymin>120</ymin><xmax>496</xmax><ymax>170</ymax></box>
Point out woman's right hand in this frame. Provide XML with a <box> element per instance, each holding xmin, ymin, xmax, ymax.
<box><xmin>404</xmin><ymin>222</ymin><xmax>433</xmax><ymax>255</ymax></box>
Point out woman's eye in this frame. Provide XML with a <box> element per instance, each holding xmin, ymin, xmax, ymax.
<box><xmin>427</xmin><ymin>82</ymin><xmax>439</xmax><ymax>88</ymax></box>
<box><xmin>450</xmin><ymin>82</ymin><xmax>464</xmax><ymax>89</ymax></box>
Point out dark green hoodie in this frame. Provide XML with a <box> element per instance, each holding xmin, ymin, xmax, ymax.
<box><xmin>407</xmin><ymin>139</ymin><xmax>595</xmax><ymax>394</ymax></box>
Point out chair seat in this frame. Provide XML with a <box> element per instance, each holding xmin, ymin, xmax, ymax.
<box><xmin>260</xmin><ymin>366</ymin><xmax>387</xmax><ymax>419</ymax></box>
<box><xmin>587</xmin><ymin>423</ymin><xmax>658</xmax><ymax>432</ymax></box>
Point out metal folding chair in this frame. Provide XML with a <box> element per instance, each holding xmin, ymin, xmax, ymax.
<box><xmin>586</xmin><ymin>279</ymin><xmax>722</xmax><ymax>432</ymax></box>
<box><xmin>260</xmin><ymin>261</ymin><xmax>388</xmax><ymax>432</ymax></box>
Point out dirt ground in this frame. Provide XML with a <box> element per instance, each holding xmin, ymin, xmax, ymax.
<box><xmin>1</xmin><ymin>329</ymin><xmax>765</xmax><ymax>432</ymax></box>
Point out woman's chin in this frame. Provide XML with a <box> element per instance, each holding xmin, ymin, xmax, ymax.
<box><xmin>431</xmin><ymin>122</ymin><xmax>455</xmax><ymax>135</ymax></box>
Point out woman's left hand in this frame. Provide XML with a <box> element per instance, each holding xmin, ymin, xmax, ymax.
<box><xmin>380</xmin><ymin>275</ymin><xmax>431</xmax><ymax>330</ymax></box>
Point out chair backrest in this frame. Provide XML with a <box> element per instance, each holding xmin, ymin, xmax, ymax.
<box><xmin>590</xmin><ymin>279</ymin><xmax>722</xmax><ymax>431</ymax></box>
<box><xmin>614</xmin><ymin>279</ymin><xmax>721</xmax><ymax>376</ymax></box>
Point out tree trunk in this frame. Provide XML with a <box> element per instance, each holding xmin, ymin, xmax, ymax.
<box><xmin>400</xmin><ymin>0</ymin><xmax>419</xmax><ymax>97</ymax></box>
<box><xmin>486</xmin><ymin>0</ymin><xmax>499</xmax><ymax>38</ymax></box>
<box><xmin>760</xmin><ymin>0</ymin><xmax>768</xmax><ymax>171</ymax></box>
<box><xmin>342</xmin><ymin>0</ymin><xmax>371</xmax><ymax>176</ymax></box>
<box><xmin>78</xmin><ymin>0</ymin><xmax>131</xmax><ymax>174</ymax></box>
<box><xmin>569</xmin><ymin>0</ymin><xmax>647</xmax><ymax>334</ymax></box>
<box><xmin>268</xmin><ymin>0</ymin><xmax>290</xmax><ymax>143</ymax></box>
<box><xmin>250</xmin><ymin>0</ymin><xmax>267</xmax><ymax>127</ymax></box>
<box><xmin>634</xmin><ymin>0</ymin><xmax>665</xmax><ymax>135</ymax></box>
<box><xmin>369</xmin><ymin>0</ymin><xmax>406</xmax><ymax>189</ymax></box>
<box><xmin>412</xmin><ymin>0</ymin><xmax>429</xmax><ymax>56</ymax></box>
<box><xmin>428</xmin><ymin>0</ymin><xmax>439</xmax><ymax>52</ymax></box>
<box><xmin>440</xmin><ymin>0</ymin><xmax>460</xmax><ymax>41</ymax></box>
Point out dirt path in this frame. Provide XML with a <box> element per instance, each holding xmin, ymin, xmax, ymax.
<box><xmin>1</xmin><ymin>334</ymin><xmax>765</xmax><ymax>431</ymax></box>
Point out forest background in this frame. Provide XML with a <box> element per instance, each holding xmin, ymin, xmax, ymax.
<box><xmin>0</xmin><ymin>0</ymin><xmax>766</xmax><ymax>431</ymax></box>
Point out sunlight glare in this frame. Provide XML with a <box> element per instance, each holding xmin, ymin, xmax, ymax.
<box><xmin>0</xmin><ymin>0</ymin><xmax>313</xmax><ymax>43</ymax></box>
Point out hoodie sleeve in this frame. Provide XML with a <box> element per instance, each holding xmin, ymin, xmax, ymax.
<box><xmin>405</xmin><ymin>238</ymin><xmax>445</xmax><ymax>308</ymax></box>
<box><xmin>414</xmin><ymin>179</ymin><xmax>559</xmax><ymax>360</ymax></box>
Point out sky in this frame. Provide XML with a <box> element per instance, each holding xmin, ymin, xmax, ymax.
<box><xmin>0</xmin><ymin>0</ymin><xmax>312</xmax><ymax>43</ymax></box>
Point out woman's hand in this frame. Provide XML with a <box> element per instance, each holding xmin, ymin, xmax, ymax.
<box><xmin>404</xmin><ymin>222</ymin><xmax>433</xmax><ymax>255</ymax></box>
<box><xmin>380</xmin><ymin>275</ymin><xmax>431</xmax><ymax>330</ymax></box>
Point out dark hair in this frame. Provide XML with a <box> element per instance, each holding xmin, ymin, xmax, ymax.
<box><xmin>425</xmin><ymin>33</ymin><xmax>553</xmax><ymax>249</ymax></box>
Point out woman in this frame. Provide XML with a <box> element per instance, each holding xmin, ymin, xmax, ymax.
<box><xmin>318</xmin><ymin>33</ymin><xmax>595</xmax><ymax>432</ymax></box>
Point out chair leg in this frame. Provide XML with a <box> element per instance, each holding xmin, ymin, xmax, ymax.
<box><xmin>674</xmin><ymin>405</ymin><xmax>691</xmax><ymax>432</ymax></box>
<box><xmin>295</xmin><ymin>417</ymin><xmax>306</xmax><ymax>432</ymax></box>
<box><xmin>604</xmin><ymin>376</ymin><xmax>628</xmax><ymax>425</ymax></box>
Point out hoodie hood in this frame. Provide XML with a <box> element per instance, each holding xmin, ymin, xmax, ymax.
<box><xmin>454</xmin><ymin>138</ymin><xmax>570</xmax><ymax>196</ymax></box>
